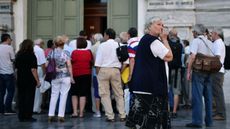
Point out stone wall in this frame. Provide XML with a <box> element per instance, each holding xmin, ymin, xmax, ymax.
<box><xmin>145</xmin><ymin>0</ymin><xmax>195</xmax><ymax>41</ymax></box>
<box><xmin>0</xmin><ymin>1</ymin><xmax>13</xmax><ymax>34</ymax></box>
<box><xmin>0</xmin><ymin>0</ymin><xmax>16</xmax><ymax>50</ymax></box>
<box><xmin>143</xmin><ymin>0</ymin><xmax>230</xmax><ymax>44</ymax></box>
<box><xmin>196</xmin><ymin>0</ymin><xmax>230</xmax><ymax>45</ymax></box>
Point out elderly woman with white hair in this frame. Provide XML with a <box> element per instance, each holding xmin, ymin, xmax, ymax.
<box><xmin>91</xmin><ymin>33</ymin><xmax>103</xmax><ymax>117</ymax></box>
<box><xmin>125</xmin><ymin>17</ymin><xmax>173</xmax><ymax>129</ymax></box>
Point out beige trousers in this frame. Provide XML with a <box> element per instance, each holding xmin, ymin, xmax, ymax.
<box><xmin>97</xmin><ymin>67</ymin><xmax>126</xmax><ymax>119</ymax></box>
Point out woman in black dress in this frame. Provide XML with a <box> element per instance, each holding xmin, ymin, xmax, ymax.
<box><xmin>15</xmin><ymin>39</ymin><xmax>40</xmax><ymax>122</ymax></box>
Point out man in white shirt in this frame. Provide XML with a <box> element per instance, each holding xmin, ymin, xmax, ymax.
<box><xmin>0</xmin><ymin>33</ymin><xmax>15</xmax><ymax>115</ymax></box>
<box><xmin>33</xmin><ymin>39</ymin><xmax>46</xmax><ymax>113</ymax></box>
<box><xmin>69</xmin><ymin>30</ymin><xmax>92</xmax><ymax>50</ymax></box>
<box><xmin>186</xmin><ymin>24</ymin><xmax>213</xmax><ymax>128</ymax></box>
<box><xmin>211</xmin><ymin>27</ymin><xmax>226</xmax><ymax>120</ymax></box>
<box><xmin>95</xmin><ymin>28</ymin><xmax>126</xmax><ymax>122</ymax></box>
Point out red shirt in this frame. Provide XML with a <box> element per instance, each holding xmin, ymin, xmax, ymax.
<box><xmin>71</xmin><ymin>49</ymin><xmax>93</xmax><ymax>77</ymax></box>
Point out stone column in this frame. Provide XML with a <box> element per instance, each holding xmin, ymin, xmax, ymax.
<box><xmin>0</xmin><ymin>0</ymin><xmax>14</xmax><ymax>37</ymax></box>
<box><xmin>13</xmin><ymin>0</ymin><xmax>27</xmax><ymax>51</ymax></box>
<box><xmin>138</xmin><ymin>0</ymin><xmax>147</xmax><ymax>37</ymax></box>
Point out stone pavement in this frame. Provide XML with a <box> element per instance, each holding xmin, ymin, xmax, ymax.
<box><xmin>0</xmin><ymin>106</ymin><xmax>230</xmax><ymax>129</ymax></box>
<box><xmin>0</xmin><ymin>71</ymin><xmax>229</xmax><ymax>129</ymax></box>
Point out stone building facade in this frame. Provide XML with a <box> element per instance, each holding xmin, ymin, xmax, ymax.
<box><xmin>138</xmin><ymin>0</ymin><xmax>230</xmax><ymax>44</ymax></box>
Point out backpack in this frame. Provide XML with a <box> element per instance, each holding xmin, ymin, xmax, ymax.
<box><xmin>224</xmin><ymin>45</ymin><xmax>230</xmax><ymax>70</ymax></box>
<box><xmin>168</xmin><ymin>38</ymin><xmax>182</xmax><ymax>69</ymax></box>
<box><xmin>116</xmin><ymin>42</ymin><xmax>129</xmax><ymax>62</ymax></box>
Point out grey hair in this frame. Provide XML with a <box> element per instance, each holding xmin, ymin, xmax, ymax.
<box><xmin>93</xmin><ymin>33</ymin><xmax>103</xmax><ymax>42</ymax></box>
<box><xmin>212</xmin><ymin>27</ymin><xmax>224</xmax><ymax>39</ymax></box>
<box><xmin>144</xmin><ymin>17</ymin><xmax>162</xmax><ymax>34</ymax></box>
<box><xmin>119</xmin><ymin>32</ymin><xmax>128</xmax><ymax>42</ymax></box>
<box><xmin>34</xmin><ymin>38</ymin><xmax>43</xmax><ymax>45</ymax></box>
<box><xmin>169</xmin><ymin>28</ymin><xmax>178</xmax><ymax>36</ymax></box>
<box><xmin>192</xmin><ymin>24</ymin><xmax>206</xmax><ymax>35</ymax></box>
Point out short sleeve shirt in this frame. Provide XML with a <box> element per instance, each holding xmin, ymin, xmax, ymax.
<box><xmin>15</xmin><ymin>52</ymin><xmax>38</xmax><ymax>84</ymax></box>
<box><xmin>47</xmin><ymin>48</ymin><xmax>70</xmax><ymax>78</ymax></box>
<box><xmin>212</xmin><ymin>39</ymin><xmax>225</xmax><ymax>73</ymax></box>
<box><xmin>34</xmin><ymin>45</ymin><xmax>46</xmax><ymax>66</ymax></box>
<box><xmin>150</xmin><ymin>39</ymin><xmax>169</xmax><ymax>82</ymax></box>
<box><xmin>0</xmin><ymin>44</ymin><xmax>15</xmax><ymax>74</ymax></box>
<box><xmin>150</xmin><ymin>39</ymin><xmax>169</xmax><ymax>59</ymax></box>
<box><xmin>190</xmin><ymin>35</ymin><xmax>213</xmax><ymax>56</ymax></box>
<box><xmin>127</xmin><ymin>37</ymin><xmax>140</xmax><ymax>58</ymax></box>
<box><xmin>95</xmin><ymin>39</ymin><xmax>121</xmax><ymax>68</ymax></box>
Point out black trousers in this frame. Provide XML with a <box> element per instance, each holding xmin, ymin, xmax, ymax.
<box><xmin>17</xmin><ymin>84</ymin><xmax>35</xmax><ymax>120</ymax></box>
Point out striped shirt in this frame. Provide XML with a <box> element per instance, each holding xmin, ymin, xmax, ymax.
<box><xmin>127</xmin><ymin>37</ymin><xmax>140</xmax><ymax>58</ymax></box>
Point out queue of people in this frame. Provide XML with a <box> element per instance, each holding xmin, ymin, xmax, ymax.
<box><xmin>0</xmin><ymin>16</ymin><xmax>228</xmax><ymax>129</ymax></box>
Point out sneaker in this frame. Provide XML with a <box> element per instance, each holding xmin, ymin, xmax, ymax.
<box><xmin>93</xmin><ymin>112</ymin><xmax>101</xmax><ymax>118</ymax></box>
<box><xmin>120</xmin><ymin>117</ymin><xmax>126</xmax><ymax>122</ymax></box>
<box><xmin>106</xmin><ymin>118</ymin><xmax>115</xmax><ymax>122</ymax></box>
<box><xmin>58</xmin><ymin>117</ymin><xmax>65</xmax><ymax>122</ymax></box>
<box><xmin>48</xmin><ymin>116</ymin><xmax>56</xmax><ymax>122</ymax></box>
<box><xmin>213</xmin><ymin>115</ymin><xmax>225</xmax><ymax>120</ymax></box>
<box><xmin>5</xmin><ymin>110</ymin><xmax>16</xmax><ymax>115</ymax></box>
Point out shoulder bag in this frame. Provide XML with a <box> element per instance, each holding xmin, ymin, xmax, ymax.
<box><xmin>193</xmin><ymin>38</ymin><xmax>222</xmax><ymax>73</ymax></box>
<box><xmin>45</xmin><ymin>50</ymin><xmax>56</xmax><ymax>82</ymax></box>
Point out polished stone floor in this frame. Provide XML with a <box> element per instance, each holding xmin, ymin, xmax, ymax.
<box><xmin>0</xmin><ymin>71</ymin><xmax>229</xmax><ymax>129</ymax></box>
<box><xmin>0</xmin><ymin>104</ymin><xmax>230</xmax><ymax>129</ymax></box>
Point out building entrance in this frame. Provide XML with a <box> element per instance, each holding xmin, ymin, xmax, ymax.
<box><xmin>84</xmin><ymin>0</ymin><xmax>107</xmax><ymax>39</ymax></box>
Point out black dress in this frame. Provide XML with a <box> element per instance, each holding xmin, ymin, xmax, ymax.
<box><xmin>15</xmin><ymin>52</ymin><xmax>37</xmax><ymax>121</ymax></box>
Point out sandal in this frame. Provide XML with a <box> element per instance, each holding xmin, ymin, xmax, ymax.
<box><xmin>71</xmin><ymin>114</ymin><xmax>78</xmax><ymax>118</ymax></box>
<box><xmin>79</xmin><ymin>113</ymin><xmax>84</xmax><ymax>118</ymax></box>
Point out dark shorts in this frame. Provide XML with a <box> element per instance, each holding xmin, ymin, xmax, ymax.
<box><xmin>126</xmin><ymin>94</ymin><xmax>170</xmax><ymax>129</ymax></box>
<box><xmin>71</xmin><ymin>74</ymin><xmax>91</xmax><ymax>97</ymax></box>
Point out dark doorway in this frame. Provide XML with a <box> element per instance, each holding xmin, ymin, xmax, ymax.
<box><xmin>84</xmin><ymin>0</ymin><xmax>107</xmax><ymax>39</ymax></box>
<box><xmin>83</xmin><ymin>0</ymin><xmax>107</xmax><ymax>112</ymax></box>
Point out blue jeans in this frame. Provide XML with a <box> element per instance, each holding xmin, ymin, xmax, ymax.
<box><xmin>0</xmin><ymin>74</ymin><xmax>15</xmax><ymax>113</ymax></box>
<box><xmin>192</xmin><ymin>71</ymin><xmax>213</xmax><ymax>126</ymax></box>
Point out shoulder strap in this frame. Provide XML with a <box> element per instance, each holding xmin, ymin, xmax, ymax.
<box><xmin>117</xmin><ymin>42</ymin><xmax>121</xmax><ymax>47</ymax></box>
<box><xmin>52</xmin><ymin>49</ymin><xmax>55</xmax><ymax>58</ymax></box>
<box><xmin>198</xmin><ymin>37</ymin><xmax>215</xmax><ymax>56</ymax></box>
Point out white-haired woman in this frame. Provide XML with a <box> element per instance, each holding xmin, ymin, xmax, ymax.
<box><xmin>91</xmin><ymin>33</ymin><xmax>103</xmax><ymax>117</ymax></box>
<box><xmin>47</xmin><ymin>36</ymin><xmax>74</xmax><ymax>122</ymax></box>
<box><xmin>125</xmin><ymin>17</ymin><xmax>173</xmax><ymax>129</ymax></box>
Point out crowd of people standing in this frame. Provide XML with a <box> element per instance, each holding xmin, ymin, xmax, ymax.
<box><xmin>0</xmin><ymin>16</ymin><xmax>228</xmax><ymax>129</ymax></box>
